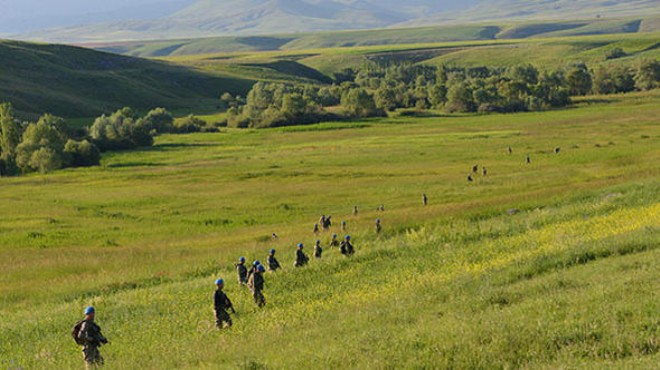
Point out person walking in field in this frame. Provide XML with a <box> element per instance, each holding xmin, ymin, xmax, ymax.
<box><xmin>482</xmin><ymin>166</ymin><xmax>487</xmax><ymax>176</ymax></box>
<box><xmin>319</xmin><ymin>215</ymin><xmax>326</xmax><ymax>229</ymax></box>
<box><xmin>375</xmin><ymin>219</ymin><xmax>382</xmax><ymax>234</ymax></box>
<box><xmin>508</xmin><ymin>146</ymin><xmax>513</xmax><ymax>155</ymax></box>
<box><xmin>330</xmin><ymin>233</ymin><xmax>339</xmax><ymax>248</ymax></box>
<box><xmin>353</xmin><ymin>206</ymin><xmax>359</xmax><ymax>216</ymax></box>
<box><xmin>294</xmin><ymin>243</ymin><xmax>309</xmax><ymax>267</ymax></box>
<box><xmin>341</xmin><ymin>220</ymin><xmax>347</xmax><ymax>232</ymax></box>
<box><xmin>266</xmin><ymin>248</ymin><xmax>282</xmax><ymax>271</ymax></box>
<box><xmin>234</xmin><ymin>256</ymin><xmax>248</xmax><ymax>286</ymax></box>
<box><xmin>214</xmin><ymin>278</ymin><xmax>235</xmax><ymax>329</ymax></box>
<box><xmin>526</xmin><ymin>154</ymin><xmax>531</xmax><ymax>164</ymax></box>
<box><xmin>423</xmin><ymin>193</ymin><xmax>428</xmax><ymax>206</ymax></box>
<box><xmin>340</xmin><ymin>235</ymin><xmax>355</xmax><ymax>256</ymax></box>
<box><xmin>472</xmin><ymin>164</ymin><xmax>479</xmax><ymax>173</ymax></box>
<box><xmin>323</xmin><ymin>215</ymin><xmax>332</xmax><ymax>230</ymax></box>
<box><xmin>73</xmin><ymin>306</ymin><xmax>108</xmax><ymax>369</ymax></box>
<box><xmin>267</xmin><ymin>249</ymin><xmax>281</xmax><ymax>271</ymax></box>
<box><xmin>313</xmin><ymin>223</ymin><xmax>320</xmax><ymax>234</ymax></box>
<box><xmin>248</xmin><ymin>265</ymin><xmax>266</xmax><ymax>307</ymax></box>
<box><xmin>314</xmin><ymin>239</ymin><xmax>323</xmax><ymax>259</ymax></box>
<box><xmin>247</xmin><ymin>260</ymin><xmax>261</xmax><ymax>283</ymax></box>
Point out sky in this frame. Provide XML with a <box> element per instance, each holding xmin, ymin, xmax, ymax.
<box><xmin>0</xmin><ymin>0</ymin><xmax>195</xmax><ymax>33</ymax></box>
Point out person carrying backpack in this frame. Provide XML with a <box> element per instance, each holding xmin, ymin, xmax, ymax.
<box><xmin>73</xmin><ymin>306</ymin><xmax>108</xmax><ymax>369</ymax></box>
<box><xmin>294</xmin><ymin>243</ymin><xmax>309</xmax><ymax>267</ymax></box>
<box><xmin>214</xmin><ymin>278</ymin><xmax>235</xmax><ymax>329</ymax></box>
<box><xmin>247</xmin><ymin>265</ymin><xmax>266</xmax><ymax>307</ymax></box>
<box><xmin>340</xmin><ymin>235</ymin><xmax>355</xmax><ymax>256</ymax></box>
<box><xmin>267</xmin><ymin>249</ymin><xmax>281</xmax><ymax>271</ymax></box>
<box><xmin>234</xmin><ymin>256</ymin><xmax>248</xmax><ymax>286</ymax></box>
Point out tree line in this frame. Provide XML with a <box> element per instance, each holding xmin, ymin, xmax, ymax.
<box><xmin>0</xmin><ymin>105</ymin><xmax>217</xmax><ymax>176</ymax></box>
<box><xmin>222</xmin><ymin>59</ymin><xmax>659</xmax><ymax>128</ymax></box>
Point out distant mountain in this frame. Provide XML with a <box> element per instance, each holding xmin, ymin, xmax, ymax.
<box><xmin>14</xmin><ymin>0</ymin><xmax>660</xmax><ymax>43</ymax></box>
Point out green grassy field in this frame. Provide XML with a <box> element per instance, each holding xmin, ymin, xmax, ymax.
<box><xmin>1</xmin><ymin>90</ymin><xmax>658</xmax><ymax>368</ymax></box>
<box><xmin>0</xmin><ymin>40</ymin><xmax>253</xmax><ymax>118</ymax></box>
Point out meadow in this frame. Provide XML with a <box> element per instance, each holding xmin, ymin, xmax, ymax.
<box><xmin>0</xmin><ymin>91</ymin><xmax>658</xmax><ymax>369</ymax></box>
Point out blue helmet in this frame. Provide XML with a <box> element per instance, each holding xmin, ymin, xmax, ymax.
<box><xmin>345</xmin><ymin>235</ymin><xmax>351</xmax><ymax>240</ymax></box>
<box><xmin>297</xmin><ymin>243</ymin><xmax>304</xmax><ymax>248</ymax></box>
<box><xmin>376</xmin><ymin>219</ymin><xmax>380</xmax><ymax>223</ymax></box>
<box><xmin>215</xmin><ymin>278</ymin><xmax>224</xmax><ymax>285</ymax></box>
<box><xmin>239</xmin><ymin>256</ymin><xmax>245</xmax><ymax>263</ymax></box>
<box><xmin>253</xmin><ymin>260</ymin><xmax>261</xmax><ymax>266</ymax></box>
<box><xmin>332</xmin><ymin>234</ymin><xmax>337</xmax><ymax>238</ymax></box>
<box><xmin>257</xmin><ymin>265</ymin><xmax>266</xmax><ymax>272</ymax></box>
<box><xmin>84</xmin><ymin>306</ymin><xmax>95</xmax><ymax>315</ymax></box>
<box><xmin>270</xmin><ymin>248</ymin><xmax>276</xmax><ymax>254</ymax></box>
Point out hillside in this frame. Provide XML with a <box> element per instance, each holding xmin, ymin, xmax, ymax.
<box><xmin>93</xmin><ymin>17</ymin><xmax>660</xmax><ymax>58</ymax></box>
<box><xmin>0</xmin><ymin>40</ymin><xmax>252</xmax><ymax>117</ymax></box>
<box><xmin>18</xmin><ymin>0</ymin><xmax>660</xmax><ymax>43</ymax></box>
<box><xmin>1</xmin><ymin>91</ymin><xmax>658</xmax><ymax>368</ymax></box>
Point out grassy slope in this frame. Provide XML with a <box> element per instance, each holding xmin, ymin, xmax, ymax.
<box><xmin>94</xmin><ymin>16</ymin><xmax>660</xmax><ymax>58</ymax></box>
<box><xmin>162</xmin><ymin>33</ymin><xmax>659</xmax><ymax>83</ymax></box>
<box><xmin>0</xmin><ymin>40</ymin><xmax>253</xmax><ymax>118</ymax></box>
<box><xmin>0</xmin><ymin>91</ymin><xmax>658</xmax><ymax>368</ymax></box>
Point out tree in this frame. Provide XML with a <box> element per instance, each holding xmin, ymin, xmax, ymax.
<box><xmin>374</xmin><ymin>86</ymin><xmax>397</xmax><ymax>111</ymax></box>
<box><xmin>142</xmin><ymin>108</ymin><xmax>174</xmax><ymax>134</ymax></box>
<box><xmin>341</xmin><ymin>88</ymin><xmax>380</xmax><ymax>117</ymax></box>
<box><xmin>89</xmin><ymin>108</ymin><xmax>154</xmax><ymax>151</ymax></box>
<box><xmin>605</xmin><ymin>47</ymin><xmax>626</xmax><ymax>60</ymax></box>
<box><xmin>445</xmin><ymin>81</ymin><xmax>475</xmax><ymax>113</ymax></box>
<box><xmin>592</xmin><ymin>66</ymin><xmax>616</xmax><ymax>95</ymax></box>
<box><xmin>567</xmin><ymin>63</ymin><xmax>593</xmax><ymax>96</ymax></box>
<box><xmin>635</xmin><ymin>59</ymin><xmax>660</xmax><ymax>91</ymax></box>
<box><xmin>64</xmin><ymin>139</ymin><xmax>101</xmax><ymax>167</ymax></box>
<box><xmin>0</xmin><ymin>103</ymin><xmax>22</xmax><ymax>175</ymax></box>
<box><xmin>15</xmin><ymin>114</ymin><xmax>68</xmax><ymax>173</ymax></box>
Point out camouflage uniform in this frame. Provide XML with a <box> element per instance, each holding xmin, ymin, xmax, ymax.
<box><xmin>248</xmin><ymin>272</ymin><xmax>266</xmax><ymax>307</ymax></box>
<box><xmin>330</xmin><ymin>236</ymin><xmax>339</xmax><ymax>248</ymax></box>
<box><xmin>235</xmin><ymin>262</ymin><xmax>248</xmax><ymax>285</ymax></box>
<box><xmin>214</xmin><ymin>289</ymin><xmax>234</xmax><ymax>328</ymax></box>
<box><xmin>78</xmin><ymin>319</ymin><xmax>107</xmax><ymax>369</ymax></box>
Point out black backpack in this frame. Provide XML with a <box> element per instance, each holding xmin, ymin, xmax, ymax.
<box><xmin>72</xmin><ymin>320</ymin><xmax>85</xmax><ymax>345</ymax></box>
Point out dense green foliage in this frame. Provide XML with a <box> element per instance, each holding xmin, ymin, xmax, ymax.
<box><xmin>0</xmin><ymin>104</ymin><xmax>100</xmax><ymax>175</ymax></box>
<box><xmin>0</xmin><ymin>91</ymin><xmax>658</xmax><ymax>368</ymax></box>
<box><xmin>223</xmin><ymin>58</ymin><xmax>659</xmax><ymax>128</ymax></box>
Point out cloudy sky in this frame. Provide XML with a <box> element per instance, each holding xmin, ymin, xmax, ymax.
<box><xmin>0</xmin><ymin>0</ymin><xmax>194</xmax><ymax>33</ymax></box>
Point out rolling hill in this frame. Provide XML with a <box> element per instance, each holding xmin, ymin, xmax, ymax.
<box><xmin>0</xmin><ymin>40</ymin><xmax>252</xmax><ymax>117</ymax></box>
<box><xmin>18</xmin><ymin>0</ymin><xmax>660</xmax><ymax>43</ymax></box>
<box><xmin>93</xmin><ymin>16</ymin><xmax>660</xmax><ymax>58</ymax></box>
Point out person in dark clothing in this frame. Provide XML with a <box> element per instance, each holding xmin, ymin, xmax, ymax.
<box><xmin>353</xmin><ymin>206</ymin><xmax>359</xmax><ymax>216</ymax></box>
<box><xmin>423</xmin><ymin>193</ymin><xmax>428</xmax><ymax>206</ymax></box>
<box><xmin>482</xmin><ymin>167</ymin><xmax>487</xmax><ymax>176</ymax></box>
<box><xmin>234</xmin><ymin>256</ymin><xmax>248</xmax><ymax>286</ymax></box>
<box><xmin>294</xmin><ymin>243</ymin><xmax>309</xmax><ymax>267</ymax></box>
<box><xmin>313</xmin><ymin>223</ymin><xmax>320</xmax><ymax>234</ymax></box>
<box><xmin>323</xmin><ymin>215</ymin><xmax>332</xmax><ymax>230</ymax></box>
<box><xmin>214</xmin><ymin>278</ymin><xmax>235</xmax><ymax>329</ymax></box>
<box><xmin>77</xmin><ymin>306</ymin><xmax>108</xmax><ymax>369</ymax></box>
<box><xmin>267</xmin><ymin>249</ymin><xmax>281</xmax><ymax>271</ymax></box>
<box><xmin>329</xmin><ymin>233</ymin><xmax>339</xmax><ymax>248</ymax></box>
<box><xmin>247</xmin><ymin>260</ymin><xmax>261</xmax><ymax>283</ymax></box>
<box><xmin>341</xmin><ymin>220</ymin><xmax>347</xmax><ymax>232</ymax></box>
<box><xmin>526</xmin><ymin>154</ymin><xmax>531</xmax><ymax>164</ymax></box>
<box><xmin>248</xmin><ymin>265</ymin><xmax>266</xmax><ymax>307</ymax></box>
<box><xmin>375</xmin><ymin>219</ymin><xmax>382</xmax><ymax>234</ymax></box>
<box><xmin>314</xmin><ymin>240</ymin><xmax>323</xmax><ymax>259</ymax></box>
<box><xmin>472</xmin><ymin>164</ymin><xmax>479</xmax><ymax>173</ymax></box>
<box><xmin>340</xmin><ymin>235</ymin><xmax>355</xmax><ymax>256</ymax></box>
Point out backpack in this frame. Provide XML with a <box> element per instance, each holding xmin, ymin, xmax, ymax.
<box><xmin>72</xmin><ymin>320</ymin><xmax>85</xmax><ymax>345</ymax></box>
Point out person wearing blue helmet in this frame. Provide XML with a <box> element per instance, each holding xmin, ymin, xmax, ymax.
<box><xmin>375</xmin><ymin>218</ymin><xmax>382</xmax><ymax>234</ymax></box>
<box><xmin>330</xmin><ymin>233</ymin><xmax>339</xmax><ymax>248</ymax></box>
<box><xmin>314</xmin><ymin>239</ymin><xmax>323</xmax><ymax>259</ymax></box>
<box><xmin>294</xmin><ymin>243</ymin><xmax>309</xmax><ymax>267</ymax></box>
<box><xmin>234</xmin><ymin>257</ymin><xmax>248</xmax><ymax>286</ymax></box>
<box><xmin>74</xmin><ymin>306</ymin><xmax>108</xmax><ymax>369</ymax></box>
<box><xmin>267</xmin><ymin>248</ymin><xmax>281</xmax><ymax>271</ymax></box>
<box><xmin>248</xmin><ymin>265</ymin><xmax>266</xmax><ymax>307</ymax></box>
<box><xmin>214</xmin><ymin>278</ymin><xmax>235</xmax><ymax>329</ymax></box>
<box><xmin>340</xmin><ymin>235</ymin><xmax>354</xmax><ymax>256</ymax></box>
